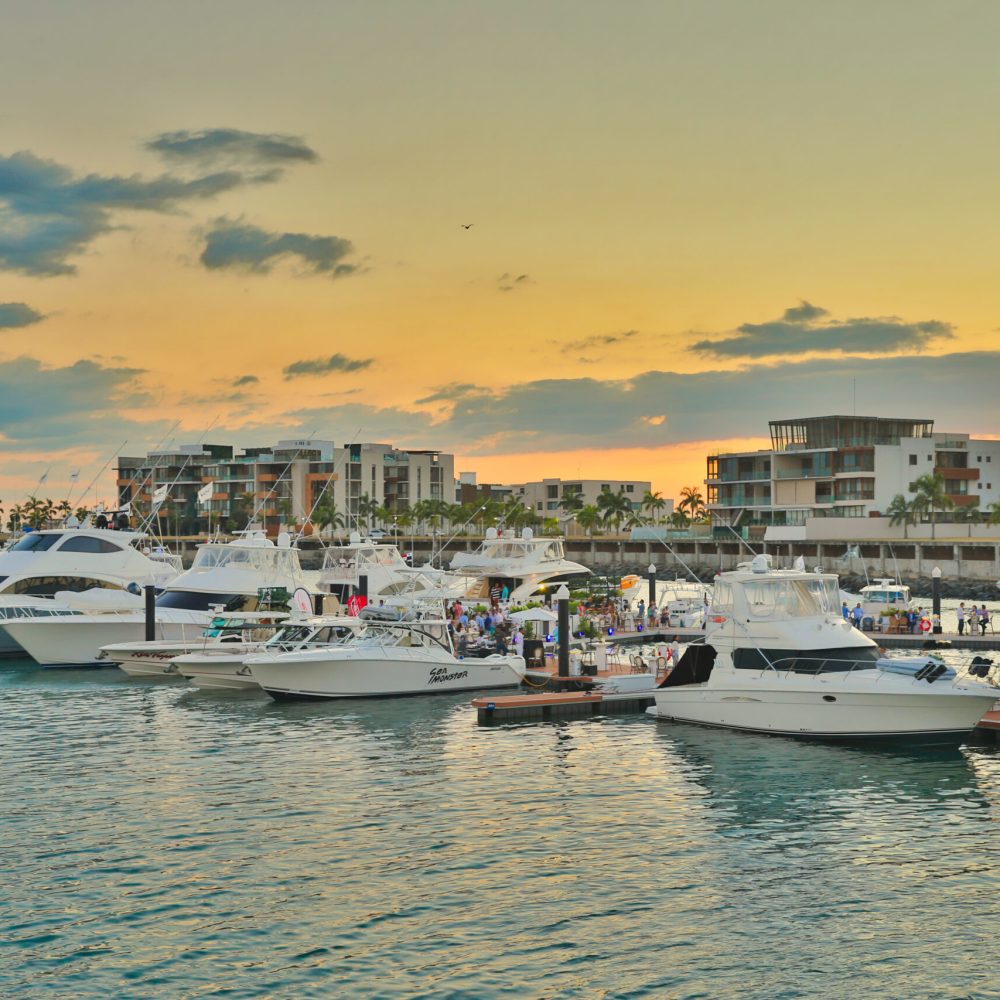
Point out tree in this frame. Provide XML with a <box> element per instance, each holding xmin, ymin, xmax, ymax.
<box><xmin>642</xmin><ymin>490</ymin><xmax>667</xmax><ymax>524</ymax></box>
<box><xmin>988</xmin><ymin>500</ymin><xmax>1000</xmax><ymax>525</ymax></box>
<box><xmin>886</xmin><ymin>494</ymin><xmax>916</xmax><ymax>539</ymax></box>
<box><xmin>541</xmin><ymin>517</ymin><xmax>560</xmax><ymax>536</ymax></box>
<box><xmin>596</xmin><ymin>489</ymin><xmax>633</xmax><ymax>534</ymax></box>
<box><xmin>576</xmin><ymin>505</ymin><xmax>602</xmax><ymax>537</ymax></box>
<box><xmin>357</xmin><ymin>493</ymin><xmax>381</xmax><ymax>535</ymax></box>
<box><xmin>669</xmin><ymin>509</ymin><xmax>691</xmax><ymax>530</ymax></box>
<box><xmin>953</xmin><ymin>505</ymin><xmax>982</xmax><ymax>538</ymax></box>
<box><xmin>910</xmin><ymin>473</ymin><xmax>954</xmax><ymax>540</ymax></box>
<box><xmin>312</xmin><ymin>496</ymin><xmax>344</xmax><ymax>538</ymax></box>
<box><xmin>678</xmin><ymin>486</ymin><xmax>705</xmax><ymax>520</ymax></box>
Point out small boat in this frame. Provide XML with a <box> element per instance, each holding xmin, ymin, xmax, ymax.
<box><xmin>99</xmin><ymin>611</ymin><xmax>289</xmax><ymax>679</ymax></box>
<box><xmin>174</xmin><ymin>615</ymin><xmax>362</xmax><ymax>690</ymax></box>
<box><xmin>859</xmin><ymin>578</ymin><xmax>912</xmax><ymax>621</ymax></box>
<box><xmin>649</xmin><ymin>556</ymin><xmax>998</xmax><ymax>741</ymax></box>
<box><xmin>247</xmin><ymin>619</ymin><xmax>525</xmax><ymax>700</ymax></box>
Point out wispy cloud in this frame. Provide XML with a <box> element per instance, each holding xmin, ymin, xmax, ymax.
<box><xmin>498</xmin><ymin>272</ymin><xmax>533</xmax><ymax>292</ymax></box>
<box><xmin>282</xmin><ymin>353</ymin><xmax>373</xmax><ymax>379</ymax></box>
<box><xmin>232</xmin><ymin>374</ymin><xmax>259</xmax><ymax>387</ymax></box>
<box><xmin>200</xmin><ymin>218</ymin><xmax>360</xmax><ymax>278</ymax></box>
<box><xmin>0</xmin><ymin>302</ymin><xmax>45</xmax><ymax>328</ymax></box>
<box><xmin>690</xmin><ymin>301</ymin><xmax>954</xmax><ymax>358</ymax></box>
<box><xmin>564</xmin><ymin>329</ymin><xmax>639</xmax><ymax>352</ymax></box>
<box><xmin>0</xmin><ymin>150</ymin><xmax>262</xmax><ymax>277</ymax></box>
<box><xmin>146</xmin><ymin>128</ymin><xmax>318</xmax><ymax>168</ymax></box>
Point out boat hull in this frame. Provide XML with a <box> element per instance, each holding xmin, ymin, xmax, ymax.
<box><xmin>651</xmin><ymin>682</ymin><xmax>997</xmax><ymax>740</ymax></box>
<box><xmin>250</xmin><ymin>651</ymin><xmax>525</xmax><ymax>700</ymax></box>
<box><xmin>175</xmin><ymin>653</ymin><xmax>260</xmax><ymax>690</ymax></box>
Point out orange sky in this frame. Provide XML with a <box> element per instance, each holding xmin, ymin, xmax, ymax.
<box><xmin>1</xmin><ymin>3</ymin><xmax>999</xmax><ymax>510</ymax></box>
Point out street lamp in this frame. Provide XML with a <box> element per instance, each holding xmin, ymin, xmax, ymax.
<box><xmin>932</xmin><ymin>566</ymin><xmax>942</xmax><ymax>625</ymax></box>
<box><xmin>647</xmin><ymin>562</ymin><xmax>657</xmax><ymax>611</ymax></box>
<box><xmin>555</xmin><ymin>584</ymin><xmax>570</xmax><ymax>678</ymax></box>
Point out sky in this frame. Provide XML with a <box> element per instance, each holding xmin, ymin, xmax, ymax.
<box><xmin>1</xmin><ymin>0</ymin><xmax>999</xmax><ymax>509</ymax></box>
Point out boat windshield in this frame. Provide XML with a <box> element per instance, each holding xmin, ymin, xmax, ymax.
<box><xmin>192</xmin><ymin>545</ymin><xmax>300</xmax><ymax>576</ymax></box>
<box><xmin>9</xmin><ymin>533</ymin><xmax>62</xmax><ymax>552</ymax></box>
<box><xmin>862</xmin><ymin>589</ymin><xmax>908</xmax><ymax>603</ymax></box>
<box><xmin>156</xmin><ymin>590</ymin><xmax>254</xmax><ymax>612</ymax></box>
<box><xmin>265</xmin><ymin>623</ymin><xmax>356</xmax><ymax>650</ymax></box>
<box><xmin>354</xmin><ymin>623</ymin><xmax>450</xmax><ymax>649</ymax></box>
<box><xmin>743</xmin><ymin>577</ymin><xmax>840</xmax><ymax>619</ymax></box>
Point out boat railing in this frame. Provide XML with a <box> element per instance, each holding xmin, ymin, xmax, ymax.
<box><xmin>762</xmin><ymin>653</ymin><xmax>985</xmax><ymax>687</ymax></box>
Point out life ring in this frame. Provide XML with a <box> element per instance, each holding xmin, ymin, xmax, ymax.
<box><xmin>920</xmin><ymin>619</ymin><xmax>931</xmax><ymax>632</ymax></box>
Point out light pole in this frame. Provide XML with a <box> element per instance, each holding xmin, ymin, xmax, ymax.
<box><xmin>932</xmin><ymin>566</ymin><xmax>942</xmax><ymax>630</ymax></box>
<box><xmin>647</xmin><ymin>562</ymin><xmax>657</xmax><ymax>612</ymax></box>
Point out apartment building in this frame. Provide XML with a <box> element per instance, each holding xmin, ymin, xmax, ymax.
<box><xmin>706</xmin><ymin>415</ymin><xmax>1000</xmax><ymax>526</ymax></box>
<box><xmin>117</xmin><ymin>439</ymin><xmax>455</xmax><ymax>534</ymax></box>
<box><xmin>510</xmin><ymin>478</ymin><xmax>658</xmax><ymax>517</ymax></box>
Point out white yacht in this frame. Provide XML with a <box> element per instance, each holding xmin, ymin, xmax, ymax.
<box><xmin>4</xmin><ymin>533</ymin><xmax>318</xmax><ymax>667</ymax></box>
<box><xmin>174</xmin><ymin>614</ymin><xmax>362</xmax><ymax>690</ymax></box>
<box><xmin>98</xmin><ymin>611</ymin><xmax>290</xmax><ymax>679</ymax></box>
<box><xmin>247</xmin><ymin>618</ymin><xmax>525</xmax><ymax>700</ymax></box>
<box><xmin>0</xmin><ymin>528</ymin><xmax>182</xmax><ymax>656</ymax></box>
<box><xmin>620</xmin><ymin>575</ymin><xmax>711</xmax><ymax>627</ymax></box>
<box><xmin>451</xmin><ymin>528</ymin><xmax>589</xmax><ymax>603</ymax></box>
<box><xmin>649</xmin><ymin>556</ymin><xmax>997</xmax><ymax>741</ymax></box>
<box><xmin>319</xmin><ymin>533</ymin><xmax>467</xmax><ymax>608</ymax></box>
<box><xmin>859</xmin><ymin>578</ymin><xmax>913</xmax><ymax>620</ymax></box>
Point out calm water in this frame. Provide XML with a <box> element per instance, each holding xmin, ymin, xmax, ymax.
<box><xmin>2</xmin><ymin>658</ymin><xmax>999</xmax><ymax>999</ymax></box>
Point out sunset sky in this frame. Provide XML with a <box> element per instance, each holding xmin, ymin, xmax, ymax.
<box><xmin>2</xmin><ymin>0</ymin><xmax>999</xmax><ymax>509</ymax></box>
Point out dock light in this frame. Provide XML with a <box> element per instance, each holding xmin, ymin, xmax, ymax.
<box><xmin>544</xmin><ymin>633</ymin><xmax>553</xmax><ymax>642</ymax></box>
<box><xmin>575</xmin><ymin>631</ymin><xmax>584</xmax><ymax>639</ymax></box>
<box><xmin>637</xmin><ymin>624</ymin><xmax>644</xmax><ymax>632</ymax></box>
<box><xmin>607</xmin><ymin>627</ymin><xmax>615</xmax><ymax>636</ymax></box>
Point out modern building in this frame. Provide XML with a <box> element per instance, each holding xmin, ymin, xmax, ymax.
<box><xmin>455</xmin><ymin>473</ymin><xmax>515</xmax><ymax>506</ymax></box>
<box><xmin>117</xmin><ymin>439</ymin><xmax>455</xmax><ymax>535</ymax></box>
<box><xmin>510</xmin><ymin>478</ymin><xmax>659</xmax><ymax>518</ymax></box>
<box><xmin>706</xmin><ymin>415</ymin><xmax>1000</xmax><ymax>526</ymax></box>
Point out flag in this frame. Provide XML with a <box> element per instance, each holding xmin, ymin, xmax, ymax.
<box><xmin>197</xmin><ymin>481</ymin><xmax>214</xmax><ymax>503</ymax></box>
<box><xmin>69</xmin><ymin>469</ymin><xmax>80</xmax><ymax>482</ymax></box>
<box><xmin>152</xmin><ymin>484</ymin><xmax>169</xmax><ymax>504</ymax></box>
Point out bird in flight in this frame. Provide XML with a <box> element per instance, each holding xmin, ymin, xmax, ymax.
<box><xmin>461</xmin><ymin>223</ymin><xmax>474</xmax><ymax>229</ymax></box>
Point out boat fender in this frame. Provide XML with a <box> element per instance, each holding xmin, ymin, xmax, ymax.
<box><xmin>925</xmin><ymin>663</ymin><xmax>948</xmax><ymax>684</ymax></box>
<box><xmin>914</xmin><ymin>662</ymin><xmax>935</xmax><ymax>681</ymax></box>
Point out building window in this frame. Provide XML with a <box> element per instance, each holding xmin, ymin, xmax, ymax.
<box><xmin>546</xmin><ymin>485</ymin><xmax>558</xmax><ymax>499</ymax></box>
<box><xmin>909</xmin><ymin>455</ymin><xmax>917</xmax><ymax>465</ymax></box>
<box><xmin>536</xmin><ymin>502</ymin><xmax>543</xmax><ymax>511</ymax></box>
<box><xmin>625</xmin><ymin>484</ymin><xmax>634</xmax><ymax>492</ymax></box>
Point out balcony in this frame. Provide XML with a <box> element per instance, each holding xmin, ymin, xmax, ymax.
<box><xmin>936</xmin><ymin>466</ymin><xmax>979</xmax><ymax>480</ymax></box>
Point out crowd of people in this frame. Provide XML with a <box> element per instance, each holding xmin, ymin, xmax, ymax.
<box><xmin>841</xmin><ymin>601</ymin><xmax>992</xmax><ymax>636</ymax></box>
<box><xmin>446</xmin><ymin>599</ymin><xmax>523</xmax><ymax>657</ymax></box>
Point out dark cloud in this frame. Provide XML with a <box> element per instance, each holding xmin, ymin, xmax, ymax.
<box><xmin>200</xmin><ymin>219</ymin><xmax>359</xmax><ymax>278</ymax></box>
<box><xmin>498</xmin><ymin>272</ymin><xmax>533</xmax><ymax>292</ymax></box>
<box><xmin>0</xmin><ymin>356</ymin><xmax>152</xmax><ymax>450</ymax></box>
<box><xmin>0</xmin><ymin>302</ymin><xmax>45</xmax><ymax>328</ymax></box>
<box><xmin>146</xmin><ymin>128</ymin><xmax>318</xmax><ymax>168</ymax></box>
<box><xmin>564</xmin><ymin>330</ymin><xmax>639</xmax><ymax>352</ymax></box>
<box><xmin>232</xmin><ymin>374</ymin><xmax>259</xmax><ymax>386</ymax></box>
<box><xmin>0</xmin><ymin>150</ymin><xmax>262</xmax><ymax>277</ymax></box>
<box><xmin>282</xmin><ymin>353</ymin><xmax>373</xmax><ymax>379</ymax></box>
<box><xmin>690</xmin><ymin>302</ymin><xmax>954</xmax><ymax>358</ymax></box>
<box><xmin>414</xmin><ymin>382</ymin><xmax>485</xmax><ymax>404</ymax></box>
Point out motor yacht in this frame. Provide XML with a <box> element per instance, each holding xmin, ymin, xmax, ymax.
<box><xmin>859</xmin><ymin>578</ymin><xmax>913</xmax><ymax>621</ymax></box>
<box><xmin>648</xmin><ymin>556</ymin><xmax>998</xmax><ymax>741</ymax></box>
<box><xmin>450</xmin><ymin>528</ymin><xmax>589</xmax><ymax>603</ymax></box>
<box><xmin>4</xmin><ymin>532</ymin><xmax>319</xmax><ymax>667</ymax></box>
<box><xmin>174</xmin><ymin>614</ymin><xmax>363</xmax><ymax>690</ymax></box>
<box><xmin>319</xmin><ymin>533</ymin><xmax>467</xmax><ymax>608</ymax></box>
<box><xmin>98</xmin><ymin>610</ymin><xmax>290</xmax><ymax>679</ymax></box>
<box><xmin>0</xmin><ymin>528</ymin><xmax>182</xmax><ymax>656</ymax></box>
<box><xmin>620</xmin><ymin>575</ymin><xmax>711</xmax><ymax>627</ymax></box>
<box><xmin>247</xmin><ymin>617</ymin><xmax>525</xmax><ymax>700</ymax></box>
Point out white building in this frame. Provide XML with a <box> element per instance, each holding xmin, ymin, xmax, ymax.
<box><xmin>707</xmin><ymin>415</ymin><xmax>1000</xmax><ymax>527</ymax></box>
<box><xmin>510</xmin><ymin>478</ymin><xmax>661</xmax><ymax>517</ymax></box>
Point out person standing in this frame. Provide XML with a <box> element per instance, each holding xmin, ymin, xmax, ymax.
<box><xmin>851</xmin><ymin>603</ymin><xmax>864</xmax><ymax>629</ymax></box>
<box><xmin>980</xmin><ymin>605</ymin><xmax>990</xmax><ymax>636</ymax></box>
<box><xmin>842</xmin><ymin>601</ymin><xmax>850</xmax><ymax>621</ymax></box>
<box><xmin>957</xmin><ymin>602</ymin><xmax>966</xmax><ymax>636</ymax></box>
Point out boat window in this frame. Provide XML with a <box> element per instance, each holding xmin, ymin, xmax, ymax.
<box><xmin>743</xmin><ymin>579</ymin><xmax>839</xmax><ymax>619</ymax></box>
<box><xmin>712</xmin><ymin>582</ymin><xmax>735</xmax><ymax>613</ymax></box>
<box><xmin>59</xmin><ymin>536</ymin><xmax>123</xmax><ymax>554</ymax></box>
<box><xmin>156</xmin><ymin>590</ymin><xmax>254</xmax><ymax>612</ymax></box>
<box><xmin>9</xmin><ymin>533</ymin><xmax>62</xmax><ymax>552</ymax></box>
<box><xmin>10</xmin><ymin>576</ymin><xmax>121</xmax><ymax>597</ymax></box>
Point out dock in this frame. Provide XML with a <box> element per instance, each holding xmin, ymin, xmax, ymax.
<box><xmin>472</xmin><ymin>689</ymin><xmax>656</xmax><ymax>724</ymax></box>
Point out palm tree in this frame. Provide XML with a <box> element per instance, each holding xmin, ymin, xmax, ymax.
<box><xmin>641</xmin><ymin>490</ymin><xmax>667</xmax><ymax>525</ymax></box>
<box><xmin>910</xmin><ymin>473</ymin><xmax>954</xmax><ymax>540</ymax></box>
<box><xmin>669</xmin><ymin>509</ymin><xmax>691</xmax><ymax>530</ymax></box>
<box><xmin>678</xmin><ymin>486</ymin><xmax>705</xmax><ymax>520</ymax></box>
<box><xmin>7</xmin><ymin>503</ymin><xmax>25</xmax><ymax>533</ymax></box>
<box><xmin>541</xmin><ymin>517</ymin><xmax>560</xmax><ymax>536</ymax></box>
<box><xmin>886</xmin><ymin>494</ymin><xmax>916</xmax><ymax>539</ymax></box>
<box><xmin>988</xmin><ymin>500</ymin><xmax>1000</xmax><ymax>525</ymax></box>
<box><xmin>312</xmin><ymin>495</ymin><xmax>344</xmax><ymax>538</ymax></box>
<box><xmin>953</xmin><ymin>505</ymin><xmax>982</xmax><ymax>538</ymax></box>
<box><xmin>576</xmin><ymin>505</ymin><xmax>602</xmax><ymax>537</ymax></box>
<box><xmin>596</xmin><ymin>489</ymin><xmax>633</xmax><ymax>534</ymax></box>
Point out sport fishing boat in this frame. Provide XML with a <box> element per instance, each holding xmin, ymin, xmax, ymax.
<box><xmin>859</xmin><ymin>578</ymin><xmax>913</xmax><ymax>620</ymax></box>
<box><xmin>0</xmin><ymin>528</ymin><xmax>182</xmax><ymax>656</ymax></box>
<box><xmin>174</xmin><ymin>614</ymin><xmax>363</xmax><ymax>690</ymax></box>
<box><xmin>620</xmin><ymin>575</ymin><xmax>711</xmax><ymax>627</ymax></box>
<box><xmin>247</xmin><ymin>617</ymin><xmax>525</xmax><ymax>700</ymax></box>
<box><xmin>649</xmin><ymin>556</ymin><xmax>998</xmax><ymax>741</ymax></box>
<box><xmin>319</xmin><ymin>533</ymin><xmax>467</xmax><ymax>608</ymax></box>
<box><xmin>98</xmin><ymin>610</ymin><xmax>290</xmax><ymax>679</ymax></box>
<box><xmin>4</xmin><ymin>532</ymin><xmax>318</xmax><ymax>667</ymax></box>
<box><xmin>450</xmin><ymin>527</ymin><xmax>589</xmax><ymax>603</ymax></box>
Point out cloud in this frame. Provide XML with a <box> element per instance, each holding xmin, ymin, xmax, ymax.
<box><xmin>282</xmin><ymin>353</ymin><xmax>374</xmax><ymax>378</ymax></box>
<box><xmin>232</xmin><ymin>374</ymin><xmax>259</xmax><ymax>386</ymax></box>
<box><xmin>146</xmin><ymin>128</ymin><xmax>318</xmax><ymax>168</ymax></box>
<box><xmin>564</xmin><ymin>329</ymin><xmax>639</xmax><ymax>352</ymax></box>
<box><xmin>0</xmin><ymin>356</ymin><xmax>154</xmax><ymax>450</ymax></box>
<box><xmin>200</xmin><ymin>218</ymin><xmax>359</xmax><ymax>277</ymax></box>
<box><xmin>0</xmin><ymin>150</ymin><xmax>263</xmax><ymax>276</ymax></box>
<box><xmin>0</xmin><ymin>302</ymin><xmax>45</xmax><ymax>328</ymax></box>
<box><xmin>414</xmin><ymin>382</ymin><xmax>485</xmax><ymax>404</ymax></box>
<box><xmin>498</xmin><ymin>272</ymin><xmax>533</xmax><ymax>292</ymax></box>
<box><xmin>690</xmin><ymin>302</ymin><xmax>954</xmax><ymax>358</ymax></box>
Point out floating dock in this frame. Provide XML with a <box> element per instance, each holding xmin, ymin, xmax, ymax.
<box><xmin>472</xmin><ymin>689</ymin><xmax>655</xmax><ymax>724</ymax></box>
